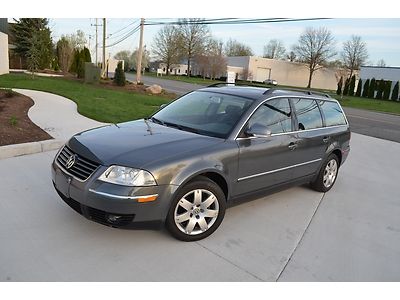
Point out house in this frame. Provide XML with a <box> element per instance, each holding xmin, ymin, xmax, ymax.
<box><xmin>226</xmin><ymin>56</ymin><xmax>338</xmax><ymax>90</ymax></box>
<box><xmin>0</xmin><ymin>18</ymin><xmax>9</xmax><ymax>75</ymax></box>
<box><xmin>158</xmin><ymin>63</ymin><xmax>188</xmax><ymax>76</ymax></box>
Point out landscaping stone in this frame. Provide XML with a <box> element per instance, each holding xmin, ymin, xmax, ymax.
<box><xmin>146</xmin><ymin>84</ymin><xmax>163</xmax><ymax>94</ymax></box>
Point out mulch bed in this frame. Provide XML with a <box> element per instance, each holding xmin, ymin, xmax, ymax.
<box><xmin>0</xmin><ymin>90</ymin><xmax>53</xmax><ymax>147</ymax></box>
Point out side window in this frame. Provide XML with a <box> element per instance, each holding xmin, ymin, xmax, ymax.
<box><xmin>319</xmin><ymin>101</ymin><xmax>347</xmax><ymax>126</ymax></box>
<box><xmin>292</xmin><ymin>99</ymin><xmax>323</xmax><ymax>130</ymax></box>
<box><xmin>247</xmin><ymin>99</ymin><xmax>292</xmax><ymax>134</ymax></box>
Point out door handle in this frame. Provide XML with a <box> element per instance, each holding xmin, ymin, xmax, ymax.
<box><xmin>288</xmin><ymin>142</ymin><xmax>297</xmax><ymax>150</ymax></box>
<box><xmin>322</xmin><ymin>136</ymin><xmax>330</xmax><ymax>143</ymax></box>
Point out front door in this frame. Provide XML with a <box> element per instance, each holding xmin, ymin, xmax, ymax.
<box><xmin>234</xmin><ymin>98</ymin><xmax>298</xmax><ymax>196</ymax></box>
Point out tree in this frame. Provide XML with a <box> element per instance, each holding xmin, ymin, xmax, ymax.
<box><xmin>82</xmin><ymin>47</ymin><xmax>91</xmax><ymax>63</ymax></box>
<box><xmin>341</xmin><ymin>35</ymin><xmax>368</xmax><ymax>80</ymax></box>
<box><xmin>383</xmin><ymin>81</ymin><xmax>392</xmax><ymax>100</ymax></box>
<box><xmin>355</xmin><ymin>79</ymin><xmax>362</xmax><ymax>97</ymax></box>
<box><xmin>192</xmin><ymin>38</ymin><xmax>226</xmax><ymax>80</ymax></box>
<box><xmin>293</xmin><ymin>27</ymin><xmax>336</xmax><ymax>88</ymax></box>
<box><xmin>391</xmin><ymin>81</ymin><xmax>399</xmax><ymax>101</ymax></box>
<box><xmin>368</xmin><ymin>78</ymin><xmax>376</xmax><ymax>98</ymax></box>
<box><xmin>376</xmin><ymin>59</ymin><xmax>386</xmax><ymax>67</ymax></box>
<box><xmin>26</xmin><ymin>33</ymin><xmax>41</xmax><ymax>78</ymax></box>
<box><xmin>114</xmin><ymin>61</ymin><xmax>126</xmax><ymax>86</ymax></box>
<box><xmin>376</xmin><ymin>79</ymin><xmax>384</xmax><ymax>99</ymax></box>
<box><xmin>152</xmin><ymin>25</ymin><xmax>182</xmax><ymax>75</ymax></box>
<box><xmin>114</xmin><ymin>50</ymin><xmax>132</xmax><ymax>72</ymax></box>
<box><xmin>287</xmin><ymin>51</ymin><xmax>296</xmax><ymax>62</ymax></box>
<box><xmin>224</xmin><ymin>38</ymin><xmax>253</xmax><ymax>57</ymax></box>
<box><xmin>177</xmin><ymin>18</ymin><xmax>211</xmax><ymax>76</ymax></box>
<box><xmin>131</xmin><ymin>47</ymin><xmax>150</xmax><ymax>72</ymax></box>
<box><xmin>362</xmin><ymin>79</ymin><xmax>370</xmax><ymax>97</ymax></box>
<box><xmin>348</xmin><ymin>75</ymin><xmax>356</xmax><ymax>96</ymax></box>
<box><xmin>263</xmin><ymin>39</ymin><xmax>286</xmax><ymax>59</ymax></box>
<box><xmin>56</xmin><ymin>37</ymin><xmax>73</xmax><ymax>72</ymax></box>
<box><xmin>10</xmin><ymin>18</ymin><xmax>53</xmax><ymax>69</ymax></box>
<box><xmin>69</xmin><ymin>47</ymin><xmax>91</xmax><ymax>78</ymax></box>
<box><xmin>343</xmin><ymin>77</ymin><xmax>350</xmax><ymax>96</ymax></box>
<box><xmin>336</xmin><ymin>76</ymin><xmax>343</xmax><ymax>95</ymax></box>
<box><xmin>66</xmin><ymin>30</ymin><xmax>87</xmax><ymax>50</ymax></box>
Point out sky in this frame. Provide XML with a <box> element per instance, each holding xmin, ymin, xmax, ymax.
<box><xmin>46</xmin><ymin>18</ymin><xmax>400</xmax><ymax>67</ymax></box>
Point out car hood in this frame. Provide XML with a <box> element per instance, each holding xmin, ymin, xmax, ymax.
<box><xmin>67</xmin><ymin>119</ymin><xmax>223</xmax><ymax>168</ymax></box>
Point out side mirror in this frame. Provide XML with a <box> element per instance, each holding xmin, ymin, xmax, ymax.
<box><xmin>245</xmin><ymin>123</ymin><xmax>272</xmax><ymax>138</ymax></box>
<box><xmin>159</xmin><ymin>104</ymin><xmax>167</xmax><ymax>109</ymax></box>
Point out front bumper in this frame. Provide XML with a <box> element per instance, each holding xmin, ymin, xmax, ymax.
<box><xmin>51</xmin><ymin>159</ymin><xmax>178</xmax><ymax>228</ymax></box>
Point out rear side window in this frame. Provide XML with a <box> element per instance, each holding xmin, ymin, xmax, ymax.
<box><xmin>292</xmin><ymin>99</ymin><xmax>323</xmax><ymax>130</ymax></box>
<box><xmin>319</xmin><ymin>101</ymin><xmax>347</xmax><ymax>126</ymax></box>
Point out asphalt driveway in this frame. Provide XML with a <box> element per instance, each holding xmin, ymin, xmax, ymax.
<box><xmin>0</xmin><ymin>133</ymin><xmax>399</xmax><ymax>281</ymax></box>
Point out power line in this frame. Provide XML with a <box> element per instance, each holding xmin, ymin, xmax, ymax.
<box><xmin>143</xmin><ymin>18</ymin><xmax>329</xmax><ymax>26</ymax></box>
<box><xmin>107</xmin><ymin>19</ymin><xmax>140</xmax><ymax>40</ymax></box>
<box><xmin>101</xmin><ymin>24</ymin><xmax>140</xmax><ymax>48</ymax></box>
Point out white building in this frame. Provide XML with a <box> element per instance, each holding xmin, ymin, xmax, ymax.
<box><xmin>360</xmin><ymin>66</ymin><xmax>400</xmax><ymax>90</ymax></box>
<box><xmin>158</xmin><ymin>63</ymin><xmax>188</xmax><ymax>76</ymax></box>
<box><xmin>227</xmin><ymin>56</ymin><xmax>338</xmax><ymax>90</ymax></box>
<box><xmin>0</xmin><ymin>19</ymin><xmax>9</xmax><ymax>75</ymax></box>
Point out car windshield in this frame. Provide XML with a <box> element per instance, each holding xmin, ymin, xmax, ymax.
<box><xmin>151</xmin><ymin>91</ymin><xmax>254</xmax><ymax>138</ymax></box>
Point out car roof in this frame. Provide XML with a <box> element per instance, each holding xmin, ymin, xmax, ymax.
<box><xmin>197</xmin><ymin>84</ymin><xmax>333</xmax><ymax>102</ymax></box>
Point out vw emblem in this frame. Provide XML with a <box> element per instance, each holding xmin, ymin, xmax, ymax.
<box><xmin>66</xmin><ymin>155</ymin><xmax>76</xmax><ymax>169</ymax></box>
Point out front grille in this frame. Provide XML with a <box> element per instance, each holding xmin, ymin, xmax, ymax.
<box><xmin>57</xmin><ymin>146</ymin><xmax>100</xmax><ymax>181</ymax></box>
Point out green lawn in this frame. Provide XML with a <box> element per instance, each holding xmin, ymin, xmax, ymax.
<box><xmin>0</xmin><ymin>73</ymin><xmax>174</xmax><ymax>123</ymax></box>
<box><xmin>144</xmin><ymin>72</ymin><xmax>224</xmax><ymax>86</ymax></box>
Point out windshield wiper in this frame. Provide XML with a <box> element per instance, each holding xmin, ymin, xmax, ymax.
<box><xmin>163</xmin><ymin>121</ymin><xmax>200</xmax><ymax>134</ymax></box>
<box><xmin>149</xmin><ymin>117</ymin><xmax>165</xmax><ymax>126</ymax></box>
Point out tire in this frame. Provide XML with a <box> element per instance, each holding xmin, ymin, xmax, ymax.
<box><xmin>166</xmin><ymin>176</ymin><xmax>226</xmax><ymax>242</ymax></box>
<box><xmin>310</xmin><ymin>153</ymin><xmax>339</xmax><ymax>193</ymax></box>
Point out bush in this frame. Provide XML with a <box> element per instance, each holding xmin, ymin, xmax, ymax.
<box><xmin>383</xmin><ymin>81</ymin><xmax>392</xmax><ymax>100</ymax></box>
<box><xmin>362</xmin><ymin>79</ymin><xmax>370</xmax><ymax>98</ymax></box>
<box><xmin>368</xmin><ymin>78</ymin><xmax>376</xmax><ymax>98</ymax></box>
<box><xmin>336</xmin><ymin>76</ymin><xmax>343</xmax><ymax>95</ymax></box>
<box><xmin>113</xmin><ymin>61</ymin><xmax>126</xmax><ymax>86</ymax></box>
<box><xmin>348</xmin><ymin>75</ymin><xmax>356</xmax><ymax>96</ymax></box>
<box><xmin>391</xmin><ymin>81</ymin><xmax>399</xmax><ymax>101</ymax></box>
<box><xmin>343</xmin><ymin>77</ymin><xmax>350</xmax><ymax>96</ymax></box>
<box><xmin>83</xmin><ymin>47</ymin><xmax>92</xmax><ymax>63</ymax></box>
<box><xmin>376</xmin><ymin>79</ymin><xmax>384</xmax><ymax>99</ymax></box>
<box><xmin>355</xmin><ymin>79</ymin><xmax>362</xmax><ymax>97</ymax></box>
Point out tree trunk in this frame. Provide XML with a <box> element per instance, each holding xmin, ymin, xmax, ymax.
<box><xmin>307</xmin><ymin>69</ymin><xmax>314</xmax><ymax>88</ymax></box>
<box><xmin>187</xmin><ymin>59</ymin><xmax>191</xmax><ymax>77</ymax></box>
<box><xmin>166</xmin><ymin>62</ymin><xmax>170</xmax><ymax>76</ymax></box>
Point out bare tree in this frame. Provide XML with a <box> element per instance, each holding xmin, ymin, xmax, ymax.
<box><xmin>376</xmin><ymin>59</ymin><xmax>386</xmax><ymax>67</ymax></box>
<box><xmin>56</xmin><ymin>36</ymin><xmax>73</xmax><ymax>72</ymax></box>
<box><xmin>263</xmin><ymin>39</ymin><xmax>286</xmax><ymax>59</ymax></box>
<box><xmin>131</xmin><ymin>47</ymin><xmax>150</xmax><ymax>72</ymax></box>
<box><xmin>177</xmin><ymin>18</ymin><xmax>210</xmax><ymax>76</ymax></box>
<box><xmin>224</xmin><ymin>38</ymin><xmax>253</xmax><ymax>57</ymax></box>
<box><xmin>192</xmin><ymin>38</ymin><xmax>226</xmax><ymax>80</ymax></box>
<box><xmin>293</xmin><ymin>27</ymin><xmax>336</xmax><ymax>88</ymax></box>
<box><xmin>66</xmin><ymin>30</ymin><xmax>87</xmax><ymax>50</ymax></box>
<box><xmin>114</xmin><ymin>50</ymin><xmax>132</xmax><ymax>71</ymax></box>
<box><xmin>341</xmin><ymin>35</ymin><xmax>368</xmax><ymax>80</ymax></box>
<box><xmin>152</xmin><ymin>25</ymin><xmax>182</xmax><ymax>75</ymax></box>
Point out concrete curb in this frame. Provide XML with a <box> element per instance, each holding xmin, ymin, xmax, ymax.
<box><xmin>0</xmin><ymin>139</ymin><xmax>65</xmax><ymax>160</ymax></box>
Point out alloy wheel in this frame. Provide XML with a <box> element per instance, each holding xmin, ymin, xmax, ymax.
<box><xmin>323</xmin><ymin>159</ymin><xmax>338</xmax><ymax>188</ymax></box>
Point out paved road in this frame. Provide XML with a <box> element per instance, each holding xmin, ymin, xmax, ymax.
<box><xmin>127</xmin><ymin>74</ymin><xmax>400</xmax><ymax>143</ymax></box>
<box><xmin>1</xmin><ymin>133</ymin><xmax>399</xmax><ymax>281</ymax></box>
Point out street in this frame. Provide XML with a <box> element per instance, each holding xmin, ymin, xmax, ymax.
<box><xmin>126</xmin><ymin>74</ymin><xmax>400</xmax><ymax>143</ymax></box>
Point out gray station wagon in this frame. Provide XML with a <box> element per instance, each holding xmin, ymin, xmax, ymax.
<box><xmin>52</xmin><ymin>85</ymin><xmax>350</xmax><ymax>241</ymax></box>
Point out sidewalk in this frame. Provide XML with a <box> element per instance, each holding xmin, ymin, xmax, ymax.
<box><xmin>0</xmin><ymin>89</ymin><xmax>106</xmax><ymax>159</ymax></box>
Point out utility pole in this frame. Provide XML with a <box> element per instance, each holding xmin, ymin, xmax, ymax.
<box><xmin>90</xmin><ymin>18</ymin><xmax>101</xmax><ymax>66</ymax></box>
<box><xmin>102</xmin><ymin>18</ymin><xmax>106</xmax><ymax>78</ymax></box>
<box><xmin>136</xmin><ymin>18</ymin><xmax>145</xmax><ymax>84</ymax></box>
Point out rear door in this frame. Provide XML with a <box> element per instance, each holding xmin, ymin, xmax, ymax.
<box><xmin>290</xmin><ymin>98</ymin><xmax>328</xmax><ymax>179</ymax></box>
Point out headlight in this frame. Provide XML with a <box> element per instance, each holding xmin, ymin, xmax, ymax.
<box><xmin>98</xmin><ymin>166</ymin><xmax>157</xmax><ymax>186</ymax></box>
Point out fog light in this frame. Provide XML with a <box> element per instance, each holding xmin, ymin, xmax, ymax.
<box><xmin>107</xmin><ymin>214</ymin><xmax>122</xmax><ymax>223</ymax></box>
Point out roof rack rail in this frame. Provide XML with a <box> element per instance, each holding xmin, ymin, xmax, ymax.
<box><xmin>277</xmin><ymin>87</ymin><xmax>331</xmax><ymax>98</ymax></box>
<box><xmin>206</xmin><ymin>82</ymin><xmax>270</xmax><ymax>89</ymax></box>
